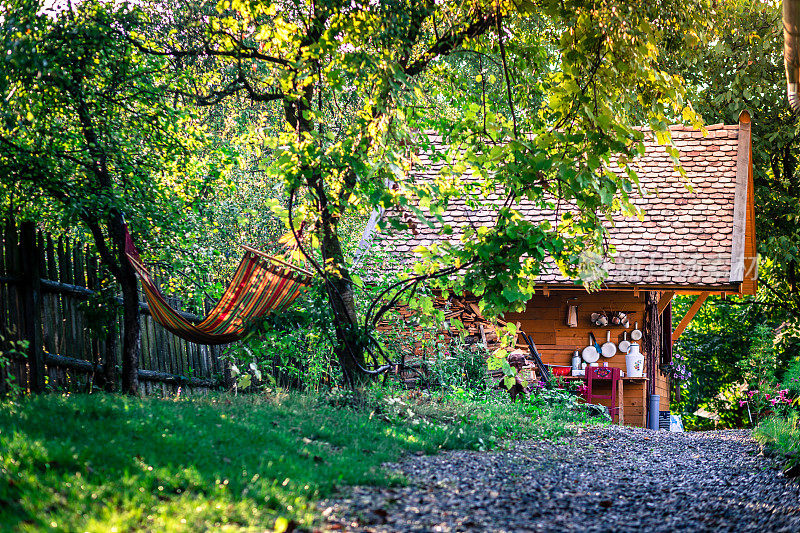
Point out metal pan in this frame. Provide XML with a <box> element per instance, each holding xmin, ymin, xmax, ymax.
<box><xmin>601</xmin><ymin>330</ymin><xmax>616</xmax><ymax>358</ymax></box>
<box><xmin>619</xmin><ymin>331</ymin><xmax>631</xmax><ymax>353</ymax></box>
<box><xmin>631</xmin><ymin>321</ymin><xmax>642</xmax><ymax>341</ymax></box>
<box><xmin>582</xmin><ymin>332</ymin><xmax>601</xmax><ymax>363</ymax></box>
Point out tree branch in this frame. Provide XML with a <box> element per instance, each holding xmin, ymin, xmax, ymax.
<box><xmin>404</xmin><ymin>11</ymin><xmax>497</xmax><ymax>77</ymax></box>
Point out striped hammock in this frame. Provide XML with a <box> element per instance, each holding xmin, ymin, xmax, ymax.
<box><xmin>124</xmin><ymin>226</ymin><xmax>312</xmax><ymax>345</ymax></box>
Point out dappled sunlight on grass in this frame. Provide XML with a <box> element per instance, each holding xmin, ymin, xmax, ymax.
<box><xmin>0</xmin><ymin>389</ymin><xmax>600</xmax><ymax>530</ymax></box>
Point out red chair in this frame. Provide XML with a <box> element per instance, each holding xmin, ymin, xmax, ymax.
<box><xmin>585</xmin><ymin>366</ymin><xmax>621</xmax><ymax>422</ymax></box>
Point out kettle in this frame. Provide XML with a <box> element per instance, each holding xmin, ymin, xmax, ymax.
<box><xmin>625</xmin><ymin>343</ymin><xmax>644</xmax><ymax>378</ymax></box>
<box><xmin>571</xmin><ymin>350</ymin><xmax>581</xmax><ymax>370</ymax></box>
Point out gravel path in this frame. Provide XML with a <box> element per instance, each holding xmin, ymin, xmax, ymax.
<box><xmin>320</xmin><ymin>426</ymin><xmax>800</xmax><ymax>532</ymax></box>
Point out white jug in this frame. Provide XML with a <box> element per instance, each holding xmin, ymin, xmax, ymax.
<box><xmin>625</xmin><ymin>343</ymin><xmax>644</xmax><ymax>377</ymax></box>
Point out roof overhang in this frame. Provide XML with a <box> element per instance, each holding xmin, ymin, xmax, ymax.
<box><xmin>729</xmin><ymin>110</ymin><xmax>751</xmax><ymax>284</ymax></box>
<box><xmin>530</xmin><ymin>283</ymin><xmax>742</xmax><ymax>297</ymax></box>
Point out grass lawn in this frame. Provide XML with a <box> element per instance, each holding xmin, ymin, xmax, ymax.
<box><xmin>0</xmin><ymin>389</ymin><xmax>598</xmax><ymax>531</ymax></box>
<box><xmin>753</xmin><ymin>413</ymin><xmax>800</xmax><ymax>474</ymax></box>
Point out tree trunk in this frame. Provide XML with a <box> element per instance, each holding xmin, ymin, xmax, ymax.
<box><xmin>289</xmin><ymin>87</ymin><xmax>368</xmax><ymax>387</ymax></box>
<box><xmin>119</xmin><ymin>274</ymin><xmax>140</xmax><ymax>394</ymax></box>
<box><xmin>109</xmin><ymin>215</ymin><xmax>141</xmax><ymax>395</ymax></box>
<box><xmin>317</xmin><ymin>194</ymin><xmax>367</xmax><ymax>387</ymax></box>
<box><xmin>323</xmin><ymin>242</ymin><xmax>365</xmax><ymax>386</ymax></box>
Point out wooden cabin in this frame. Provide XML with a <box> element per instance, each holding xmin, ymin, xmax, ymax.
<box><xmin>361</xmin><ymin>112</ymin><xmax>757</xmax><ymax>428</ymax></box>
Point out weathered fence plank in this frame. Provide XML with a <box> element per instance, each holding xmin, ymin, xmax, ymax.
<box><xmin>20</xmin><ymin>222</ymin><xmax>45</xmax><ymax>392</ymax></box>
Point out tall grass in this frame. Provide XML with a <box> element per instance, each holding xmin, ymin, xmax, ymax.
<box><xmin>753</xmin><ymin>414</ymin><xmax>800</xmax><ymax>472</ymax></box>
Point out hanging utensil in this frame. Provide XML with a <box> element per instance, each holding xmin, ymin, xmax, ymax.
<box><xmin>520</xmin><ymin>332</ymin><xmax>551</xmax><ymax>385</ymax></box>
<box><xmin>631</xmin><ymin>321</ymin><xmax>642</xmax><ymax>341</ymax></box>
<box><xmin>619</xmin><ymin>331</ymin><xmax>631</xmax><ymax>353</ymax></box>
<box><xmin>566</xmin><ymin>305</ymin><xmax>578</xmax><ymax>328</ymax></box>
<box><xmin>582</xmin><ymin>332</ymin><xmax>600</xmax><ymax>363</ymax></box>
<box><xmin>601</xmin><ymin>330</ymin><xmax>616</xmax><ymax>358</ymax></box>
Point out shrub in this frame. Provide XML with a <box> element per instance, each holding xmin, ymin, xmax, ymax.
<box><xmin>754</xmin><ymin>414</ymin><xmax>800</xmax><ymax>475</ymax></box>
<box><xmin>225</xmin><ymin>286</ymin><xmax>341</xmax><ymax>392</ymax></box>
<box><xmin>425</xmin><ymin>340</ymin><xmax>490</xmax><ymax>394</ymax></box>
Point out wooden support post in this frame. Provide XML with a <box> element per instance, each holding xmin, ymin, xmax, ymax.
<box><xmin>20</xmin><ymin>221</ymin><xmax>45</xmax><ymax>392</ymax></box>
<box><xmin>513</xmin><ymin>321</ymin><xmax>522</xmax><ymax>348</ymax></box>
<box><xmin>479</xmin><ymin>324</ymin><xmax>487</xmax><ymax>347</ymax></box>
<box><xmin>644</xmin><ymin>291</ymin><xmax>660</xmax><ymax>397</ymax></box>
<box><xmin>657</xmin><ymin>291</ymin><xmax>675</xmax><ymax>316</ymax></box>
<box><xmin>661</xmin><ymin>302</ymin><xmax>673</xmax><ymax>366</ymax></box>
<box><xmin>672</xmin><ymin>292</ymin><xmax>710</xmax><ymax>341</ymax></box>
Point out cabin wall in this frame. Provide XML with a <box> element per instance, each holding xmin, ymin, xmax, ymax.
<box><xmin>503</xmin><ymin>290</ymin><xmax>671</xmax><ymax>427</ymax></box>
<box><xmin>377</xmin><ymin>288</ymin><xmax>673</xmax><ymax>428</ymax></box>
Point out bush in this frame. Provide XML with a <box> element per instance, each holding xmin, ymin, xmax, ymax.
<box><xmin>781</xmin><ymin>354</ymin><xmax>800</xmax><ymax>402</ymax></box>
<box><xmin>754</xmin><ymin>414</ymin><xmax>800</xmax><ymax>475</ymax></box>
<box><xmin>225</xmin><ymin>287</ymin><xmax>341</xmax><ymax>392</ymax></box>
<box><xmin>425</xmin><ymin>340</ymin><xmax>490</xmax><ymax>393</ymax></box>
<box><xmin>671</xmin><ymin>295</ymin><xmax>789</xmax><ymax>428</ymax></box>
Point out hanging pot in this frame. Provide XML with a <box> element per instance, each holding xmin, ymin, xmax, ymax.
<box><xmin>631</xmin><ymin>321</ymin><xmax>643</xmax><ymax>341</ymax></box>
<box><xmin>601</xmin><ymin>330</ymin><xmax>616</xmax><ymax>358</ymax></box>
<box><xmin>582</xmin><ymin>333</ymin><xmax>601</xmax><ymax>363</ymax></box>
<box><xmin>619</xmin><ymin>331</ymin><xmax>631</xmax><ymax>353</ymax></box>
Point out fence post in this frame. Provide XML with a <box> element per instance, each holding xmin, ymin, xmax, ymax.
<box><xmin>20</xmin><ymin>221</ymin><xmax>45</xmax><ymax>392</ymax></box>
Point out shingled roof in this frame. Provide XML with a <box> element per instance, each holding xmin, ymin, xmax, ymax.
<box><xmin>361</xmin><ymin>114</ymin><xmax>756</xmax><ymax>293</ymax></box>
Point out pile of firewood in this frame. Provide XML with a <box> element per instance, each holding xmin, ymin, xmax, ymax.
<box><xmin>374</xmin><ymin>293</ymin><xmax>517</xmax><ymax>355</ymax></box>
<box><xmin>374</xmin><ymin>293</ymin><xmax>541</xmax><ymax>388</ymax></box>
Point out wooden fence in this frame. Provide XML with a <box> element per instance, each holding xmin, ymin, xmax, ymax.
<box><xmin>0</xmin><ymin>219</ymin><xmax>229</xmax><ymax>395</ymax></box>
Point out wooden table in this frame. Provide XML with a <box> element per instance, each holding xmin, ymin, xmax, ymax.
<box><xmin>559</xmin><ymin>375</ymin><xmax>649</xmax><ymax>427</ymax></box>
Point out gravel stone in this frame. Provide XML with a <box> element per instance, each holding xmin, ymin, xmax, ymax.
<box><xmin>320</xmin><ymin>426</ymin><xmax>800</xmax><ymax>532</ymax></box>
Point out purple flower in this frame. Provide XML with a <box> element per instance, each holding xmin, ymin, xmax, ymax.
<box><xmin>739</xmin><ymin>400</ymin><xmax>747</xmax><ymax>407</ymax></box>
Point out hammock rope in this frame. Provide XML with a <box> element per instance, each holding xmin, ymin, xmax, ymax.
<box><xmin>124</xmin><ymin>225</ymin><xmax>312</xmax><ymax>345</ymax></box>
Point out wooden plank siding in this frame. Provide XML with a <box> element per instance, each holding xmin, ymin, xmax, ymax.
<box><xmin>503</xmin><ymin>290</ymin><xmax>669</xmax><ymax>428</ymax></box>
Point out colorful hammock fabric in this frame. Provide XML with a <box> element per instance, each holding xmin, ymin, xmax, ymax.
<box><xmin>124</xmin><ymin>226</ymin><xmax>313</xmax><ymax>345</ymax></box>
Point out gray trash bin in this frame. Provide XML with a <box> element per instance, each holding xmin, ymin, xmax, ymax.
<box><xmin>648</xmin><ymin>394</ymin><xmax>660</xmax><ymax>430</ymax></box>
